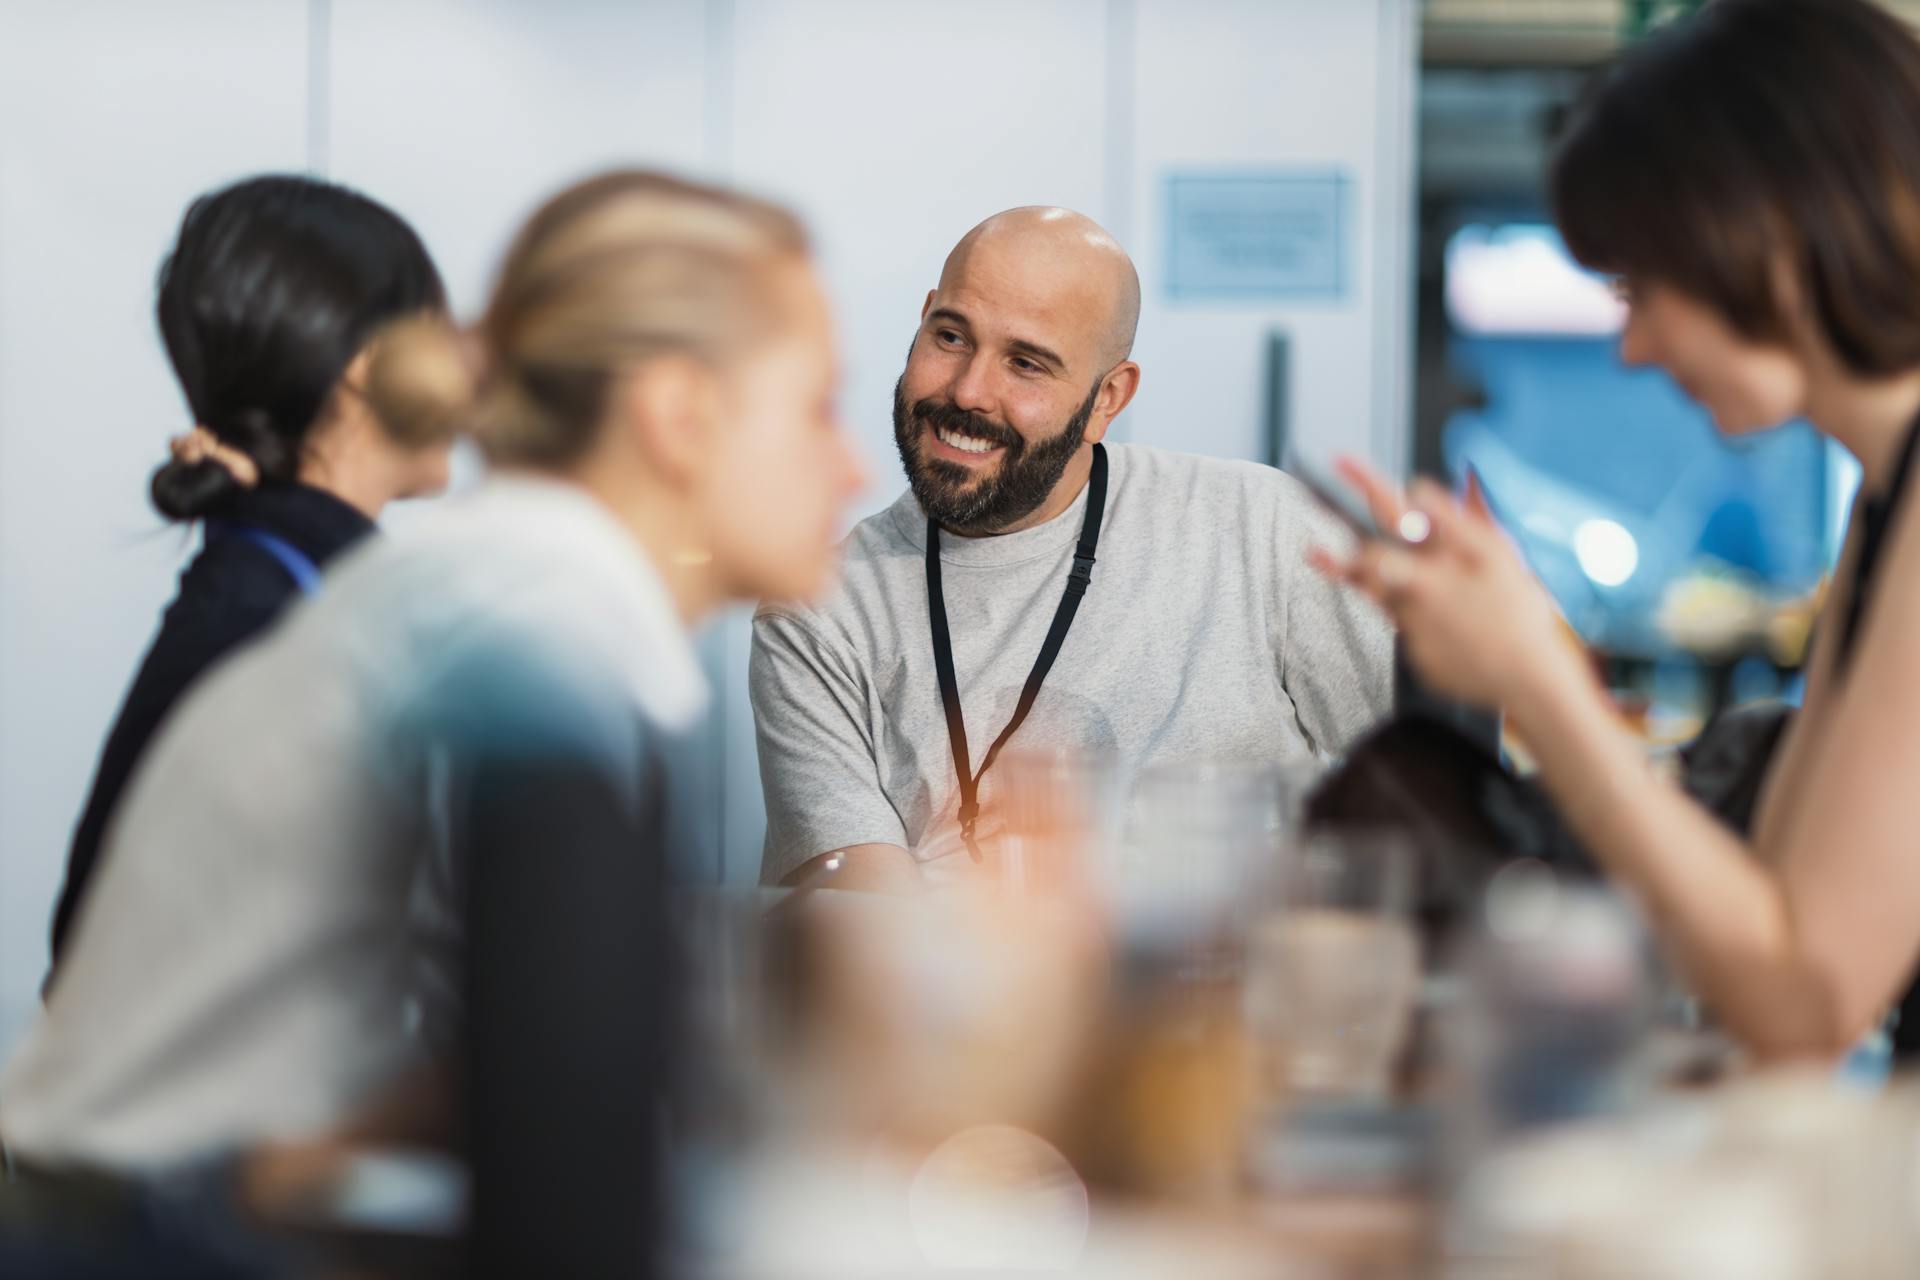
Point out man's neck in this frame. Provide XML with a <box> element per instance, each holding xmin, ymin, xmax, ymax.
<box><xmin>944</xmin><ymin>444</ymin><xmax>1096</xmax><ymax>539</ymax></box>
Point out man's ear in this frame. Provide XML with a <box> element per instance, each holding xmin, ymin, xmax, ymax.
<box><xmin>615</xmin><ymin>355</ymin><xmax>720</xmax><ymax>486</ymax></box>
<box><xmin>920</xmin><ymin>289</ymin><xmax>937</xmax><ymax>321</ymax></box>
<box><xmin>1083</xmin><ymin>362</ymin><xmax>1142</xmax><ymax>443</ymax></box>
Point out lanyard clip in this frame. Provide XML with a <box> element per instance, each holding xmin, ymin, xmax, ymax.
<box><xmin>1066</xmin><ymin>550</ymin><xmax>1097</xmax><ymax>596</ymax></box>
<box><xmin>959</xmin><ymin>799</ymin><xmax>984</xmax><ymax>862</ymax></box>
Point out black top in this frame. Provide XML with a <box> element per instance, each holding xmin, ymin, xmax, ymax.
<box><xmin>459</xmin><ymin>710</ymin><xmax>669</xmax><ymax>1278</ymax></box>
<box><xmin>1837</xmin><ymin>422</ymin><xmax>1920</xmax><ymax>666</ymax></box>
<box><xmin>1833</xmin><ymin>419</ymin><xmax>1920</xmax><ymax>1058</ymax></box>
<box><xmin>45</xmin><ymin>483</ymin><xmax>374</xmax><ymax>980</ymax></box>
<box><xmin>414</xmin><ymin>633</ymin><xmax>670</xmax><ymax>1276</ymax></box>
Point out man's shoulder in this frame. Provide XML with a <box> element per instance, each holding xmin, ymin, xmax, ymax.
<box><xmin>753</xmin><ymin>492</ymin><xmax>920</xmax><ymax>647</ymax></box>
<box><xmin>1110</xmin><ymin>443</ymin><xmax>1321</xmax><ymax>522</ymax></box>
<box><xmin>840</xmin><ymin>490</ymin><xmax>924</xmax><ymax>562</ymax></box>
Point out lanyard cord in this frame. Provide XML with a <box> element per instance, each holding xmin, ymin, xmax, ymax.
<box><xmin>206</xmin><ymin>520</ymin><xmax>324</xmax><ymax>596</ymax></box>
<box><xmin>926</xmin><ymin>443</ymin><xmax>1109</xmax><ymax>861</ymax></box>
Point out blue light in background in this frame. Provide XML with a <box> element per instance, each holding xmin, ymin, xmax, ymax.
<box><xmin>1441</xmin><ymin>224</ymin><xmax>1833</xmax><ymax>657</ymax></box>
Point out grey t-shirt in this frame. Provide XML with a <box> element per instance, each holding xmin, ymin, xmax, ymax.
<box><xmin>751</xmin><ymin>443</ymin><xmax>1394</xmax><ymax>885</ymax></box>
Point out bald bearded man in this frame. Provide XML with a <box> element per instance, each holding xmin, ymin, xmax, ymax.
<box><xmin>752</xmin><ymin>208</ymin><xmax>1393</xmax><ymax>889</ymax></box>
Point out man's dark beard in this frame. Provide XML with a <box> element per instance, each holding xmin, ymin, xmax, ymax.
<box><xmin>892</xmin><ymin>377</ymin><xmax>1100</xmax><ymax>534</ymax></box>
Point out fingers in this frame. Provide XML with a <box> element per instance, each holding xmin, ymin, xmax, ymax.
<box><xmin>1408</xmin><ymin>477</ymin><xmax>1499</xmax><ymax>564</ymax></box>
<box><xmin>1311</xmin><ymin>466</ymin><xmax>1498</xmax><ymax>618</ymax></box>
<box><xmin>1363</xmin><ymin>542</ymin><xmax>1422</xmax><ymax>607</ymax></box>
<box><xmin>1312</xmin><ymin>538</ymin><xmax>1421</xmax><ymax>623</ymax></box>
<box><xmin>1305</xmin><ymin>544</ymin><xmax>1351</xmax><ymax>581</ymax></box>
<box><xmin>1333</xmin><ymin>455</ymin><xmax>1408</xmax><ymax>535</ymax></box>
<box><xmin>1463</xmin><ymin>466</ymin><xmax>1494</xmax><ymax>523</ymax></box>
<box><xmin>1406</xmin><ymin>478</ymin><xmax>1474</xmax><ymax>553</ymax></box>
<box><xmin>1307</xmin><ymin>543</ymin><xmax>1389</xmax><ymax>618</ymax></box>
<box><xmin>1309</xmin><ymin>543</ymin><xmax>1391</xmax><ymax>608</ymax></box>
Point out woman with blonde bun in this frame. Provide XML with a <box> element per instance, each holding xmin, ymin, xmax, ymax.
<box><xmin>0</xmin><ymin>171</ymin><xmax>864</xmax><ymax>1270</ymax></box>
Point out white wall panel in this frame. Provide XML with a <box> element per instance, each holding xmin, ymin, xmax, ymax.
<box><xmin>325</xmin><ymin>0</ymin><xmax>712</xmax><ymax>315</ymax></box>
<box><xmin>0</xmin><ymin>0</ymin><xmax>311</xmax><ymax>1057</ymax></box>
<box><xmin>1127</xmin><ymin>0</ymin><xmax>1415</xmax><ymax>473</ymax></box>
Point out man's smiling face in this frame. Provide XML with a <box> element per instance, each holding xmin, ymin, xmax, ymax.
<box><xmin>893</xmin><ymin>207</ymin><xmax>1141</xmax><ymax>535</ymax></box>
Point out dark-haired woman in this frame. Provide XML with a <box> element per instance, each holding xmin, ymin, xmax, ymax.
<box><xmin>1326</xmin><ymin>0</ymin><xmax>1920</xmax><ymax>1065</ymax></box>
<box><xmin>45</xmin><ymin>175</ymin><xmax>452</xmax><ymax>978</ymax></box>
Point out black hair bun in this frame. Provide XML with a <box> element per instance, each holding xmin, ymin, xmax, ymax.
<box><xmin>150</xmin><ymin>454</ymin><xmax>243</xmax><ymax>521</ymax></box>
<box><xmin>148</xmin><ymin>409</ymin><xmax>287</xmax><ymax>521</ymax></box>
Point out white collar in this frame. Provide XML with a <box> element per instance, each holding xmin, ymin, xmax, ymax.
<box><xmin>394</xmin><ymin>473</ymin><xmax>710</xmax><ymax>734</ymax></box>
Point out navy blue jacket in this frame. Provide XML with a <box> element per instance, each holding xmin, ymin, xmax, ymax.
<box><xmin>46</xmin><ymin>483</ymin><xmax>373</xmax><ymax>979</ymax></box>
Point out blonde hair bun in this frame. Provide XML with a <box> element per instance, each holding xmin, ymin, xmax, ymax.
<box><xmin>365</xmin><ymin>312</ymin><xmax>479</xmax><ymax>447</ymax></box>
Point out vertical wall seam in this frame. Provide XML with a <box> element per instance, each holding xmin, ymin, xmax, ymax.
<box><xmin>705</xmin><ymin>0</ymin><xmax>735</xmax><ymax>883</ymax></box>
<box><xmin>1373</xmin><ymin>0</ymin><xmax>1417</xmax><ymax>478</ymax></box>
<box><xmin>1103</xmin><ymin>0</ymin><xmax>1136</xmax><ymax>252</ymax></box>
<box><xmin>704</xmin><ymin>0</ymin><xmax>735</xmax><ymax>180</ymax></box>
<box><xmin>306</xmin><ymin>0</ymin><xmax>332</xmax><ymax>176</ymax></box>
<box><xmin>1104</xmin><ymin>0</ymin><xmax>1136</xmax><ymax>444</ymax></box>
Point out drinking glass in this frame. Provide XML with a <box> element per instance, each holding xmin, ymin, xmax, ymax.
<box><xmin>989</xmin><ymin>747</ymin><xmax>1119</xmax><ymax>897</ymax></box>
<box><xmin>1116</xmin><ymin>759</ymin><xmax>1315</xmax><ymax>941</ymax></box>
<box><xmin>1243</xmin><ymin>830</ymin><xmax>1420</xmax><ymax>1103</ymax></box>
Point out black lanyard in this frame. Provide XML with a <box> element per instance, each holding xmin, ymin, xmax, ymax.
<box><xmin>926</xmin><ymin>443</ymin><xmax>1109</xmax><ymax>861</ymax></box>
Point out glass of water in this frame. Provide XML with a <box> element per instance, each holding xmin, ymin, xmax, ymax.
<box><xmin>1244</xmin><ymin>829</ymin><xmax>1420</xmax><ymax>1104</ymax></box>
<box><xmin>1116</xmin><ymin>759</ymin><xmax>1315</xmax><ymax>938</ymax></box>
<box><xmin>990</xmin><ymin>747</ymin><xmax>1120</xmax><ymax>897</ymax></box>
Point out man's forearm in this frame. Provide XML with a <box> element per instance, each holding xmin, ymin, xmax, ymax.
<box><xmin>781</xmin><ymin>842</ymin><xmax>922</xmax><ymax>893</ymax></box>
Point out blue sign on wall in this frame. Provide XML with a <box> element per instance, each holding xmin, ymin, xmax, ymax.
<box><xmin>1165</xmin><ymin>171</ymin><xmax>1350</xmax><ymax>301</ymax></box>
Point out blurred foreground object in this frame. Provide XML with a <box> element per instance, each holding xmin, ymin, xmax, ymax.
<box><xmin>1448</xmin><ymin>1071</ymin><xmax>1920</xmax><ymax>1278</ymax></box>
<box><xmin>1439</xmin><ymin>866</ymin><xmax>1655</xmax><ymax>1172</ymax></box>
<box><xmin>1245</xmin><ymin>831</ymin><xmax>1420</xmax><ymax>1105</ymax></box>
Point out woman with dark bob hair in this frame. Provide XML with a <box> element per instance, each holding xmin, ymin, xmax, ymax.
<box><xmin>1326</xmin><ymin>0</ymin><xmax>1920</xmax><ymax>1063</ymax></box>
